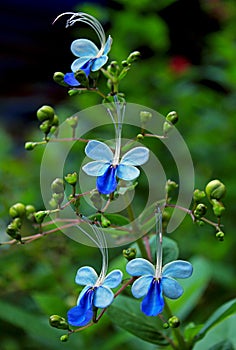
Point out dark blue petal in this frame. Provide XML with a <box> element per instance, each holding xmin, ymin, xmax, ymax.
<box><xmin>64</xmin><ymin>72</ymin><xmax>80</xmax><ymax>87</ymax></box>
<box><xmin>67</xmin><ymin>288</ymin><xmax>94</xmax><ymax>327</ymax></box>
<box><xmin>80</xmin><ymin>59</ymin><xmax>93</xmax><ymax>76</ymax></box>
<box><xmin>96</xmin><ymin>166</ymin><xmax>118</xmax><ymax>194</ymax></box>
<box><xmin>141</xmin><ymin>278</ymin><xmax>164</xmax><ymax>316</ymax></box>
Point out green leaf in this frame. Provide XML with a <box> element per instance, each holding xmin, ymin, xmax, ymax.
<box><xmin>107</xmin><ymin>295</ymin><xmax>169</xmax><ymax>346</ymax></box>
<box><xmin>168</xmin><ymin>256</ymin><xmax>212</xmax><ymax>319</ymax></box>
<box><xmin>195</xmin><ymin>298</ymin><xmax>236</xmax><ymax>341</ymax></box>
<box><xmin>208</xmin><ymin>340</ymin><xmax>234</xmax><ymax>350</ymax></box>
<box><xmin>184</xmin><ymin>323</ymin><xmax>204</xmax><ymax>344</ymax></box>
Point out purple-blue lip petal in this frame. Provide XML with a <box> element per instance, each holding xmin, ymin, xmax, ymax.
<box><xmin>96</xmin><ymin>166</ymin><xmax>118</xmax><ymax>194</ymax></box>
<box><xmin>141</xmin><ymin>278</ymin><xmax>164</xmax><ymax>316</ymax></box>
<box><xmin>64</xmin><ymin>72</ymin><xmax>81</xmax><ymax>87</ymax></box>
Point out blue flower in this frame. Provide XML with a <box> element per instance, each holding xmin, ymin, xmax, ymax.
<box><xmin>55</xmin><ymin>12</ymin><xmax>112</xmax><ymax>86</ymax></box>
<box><xmin>82</xmin><ymin>140</ymin><xmax>149</xmax><ymax>194</ymax></box>
<box><xmin>126</xmin><ymin>258</ymin><xmax>193</xmax><ymax>316</ymax></box>
<box><xmin>68</xmin><ymin>266</ymin><xmax>123</xmax><ymax>326</ymax></box>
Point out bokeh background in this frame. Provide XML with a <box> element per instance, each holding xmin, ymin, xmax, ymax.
<box><xmin>0</xmin><ymin>0</ymin><xmax>236</xmax><ymax>349</ymax></box>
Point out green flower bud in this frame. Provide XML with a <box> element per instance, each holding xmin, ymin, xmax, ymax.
<box><xmin>68</xmin><ymin>89</ymin><xmax>79</xmax><ymax>96</ymax></box>
<box><xmin>101</xmin><ymin>214</ymin><xmax>111</xmax><ymax>228</ymax></box>
<box><xmin>37</xmin><ymin>105</ymin><xmax>55</xmax><ymax>122</ymax></box>
<box><xmin>49</xmin><ymin>197</ymin><xmax>57</xmax><ymax>209</ymax></box>
<box><xmin>121</xmin><ymin>60</ymin><xmax>130</xmax><ymax>67</ymax></box>
<box><xmin>52</xmin><ymin>192</ymin><xmax>64</xmax><ymax>205</ymax></box>
<box><xmin>66</xmin><ymin>116</ymin><xmax>78</xmax><ymax>129</ymax></box>
<box><xmin>205</xmin><ymin>180</ymin><xmax>226</xmax><ymax>201</ymax></box>
<box><xmin>140</xmin><ymin>111</ymin><xmax>152</xmax><ymax>124</ymax></box>
<box><xmin>123</xmin><ymin>248</ymin><xmax>137</xmax><ymax>261</ymax></box>
<box><xmin>6</xmin><ymin>220</ymin><xmax>22</xmax><ymax>241</ymax></box>
<box><xmin>49</xmin><ymin>315</ymin><xmax>70</xmax><ymax>330</ymax></box>
<box><xmin>194</xmin><ymin>203</ymin><xmax>207</xmax><ymax>219</ymax></box>
<box><xmin>193</xmin><ymin>189</ymin><xmax>206</xmax><ymax>203</ymax></box>
<box><xmin>65</xmin><ymin>172</ymin><xmax>78</xmax><ymax>186</ymax></box>
<box><xmin>34</xmin><ymin>210</ymin><xmax>48</xmax><ymax>224</ymax></box>
<box><xmin>168</xmin><ymin>316</ymin><xmax>180</xmax><ymax>328</ymax></box>
<box><xmin>90</xmin><ymin>189</ymin><xmax>102</xmax><ymax>211</ymax></box>
<box><xmin>166</xmin><ymin>111</ymin><xmax>178</xmax><ymax>125</ymax></box>
<box><xmin>60</xmin><ymin>334</ymin><xmax>69</xmax><ymax>342</ymax></box>
<box><xmin>165</xmin><ymin>179</ymin><xmax>178</xmax><ymax>196</ymax></box>
<box><xmin>127</xmin><ymin>51</ymin><xmax>141</xmax><ymax>63</ymax></box>
<box><xmin>163</xmin><ymin>121</ymin><xmax>173</xmax><ymax>135</ymax></box>
<box><xmin>25</xmin><ymin>142</ymin><xmax>37</xmax><ymax>151</ymax></box>
<box><xmin>51</xmin><ymin>178</ymin><xmax>65</xmax><ymax>194</ymax></box>
<box><xmin>211</xmin><ymin>199</ymin><xmax>225</xmax><ymax>217</ymax></box>
<box><xmin>136</xmin><ymin>133</ymin><xmax>144</xmax><ymax>140</ymax></box>
<box><xmin>40</xmin><ymin>120</ymin><xmax>52</xmax><ymax>135</ymax></box>
<box><xmin>162</xmin><ymin>322</ymin><xmax>169</xmax><ymax>329</ymax></box>
<box><xmin>25</xmin><ymin>205</ymin><xmax>36</xmax><ymax>220</ymax></box>
<box><xmin>107</xmin><ymin>61</ymin><xmax>120</xmax><ymax>74</ymax></box>
<box><xmin>216</xmin><ymin>231</ymin><xmax>224</xmax><ymax>241</ymax></box>
<box><xmin>74</xmin><ymin>70</ymin><xmax>89</xmax><ymax>86</ymax></box>
<box><xmin>53</xmin><ymin>72</ymin><xmax>68</xmax><ymax>87</ymax></box>
<box><xmin>51</xmin><ymin>114</ymin><xmax>59</xmax><ymax>127</ymax></box>
<box><xmin>9</xmin><ymin>203</ymin><xmax>26</xmax><ymax>218</ymax></box>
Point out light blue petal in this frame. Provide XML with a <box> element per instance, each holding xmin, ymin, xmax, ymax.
<box><xmin>103</xmin><ymin>270</ymin><xmax>123</xmax><ymax>288</ymax></box>
<box><xmin>96</xmin><ymin>166</ymin><xmax>118</xmax><ymax>194</ymax></box>
<box><xmin>91</xmin><ymin>55</ymin><xmax>108</xmax><ymax>71</ymax></box>
<box><xmin>120</xmin><ymin>147</ymin><xmax>149</xmax><ymax>166</ymax></box>
<box><xmin>85</xmin><ymin>140</ymin><xmax>113</xmax><ymax>161</ymax></box>
<box><xmin>162</xmin><ymin>276</ymin><xmax>183</xmax><ymax>299</ymax></box>
<box><xmin>82</xmin><ymin>161</ymin><xmax>110</xmax><ymax>176</ymax></box>
<box><xmin>103</xmin><ymin>35</ymin><xmax>113</xmax><ymax>55</ymax></box>
<box><xmin>162</xmin><ymin>260</ymin><xmax>193</xmax><ymax>279</ymax></box>
<box><xmin>94</xmin><ymin>285</ymin><xmax>114</xmax><ymax>308</ymax></box>
<box><xmin>117</xmin><ymin>164</ymin><xmax>140</xmax><ymax>181</ymax></box>
<box><xmin>71</xmin><ymin>39</ymin><xmax>99</xmax><ymax>57</ymax></box>
<box><xmin>131</xmin><ymin>275</ymin><xmax>153</xmax><ymax>298</ymax></box>
<box><xmin>77</xmin><ymin>285</ymin><xmax>91</xmax><ymax>305</ymax></box>
<box><xmin>75</xmin><ymin>266</ymin><xmax>98</xmax><ymax>286</ymax></box>
<box><xmin>126</xmin><ymin>258</ymin><xmax>155</xmax><ymax>276</ymax></box>
<box><xmin>71</xmin><ymin>57</ymin><xmax>92</xmax><ymax>72</ymax></box>
<box><xmin>141</xmin><ymin>279</ymin><xmax>164</xmax><ymax>316</ymax></box>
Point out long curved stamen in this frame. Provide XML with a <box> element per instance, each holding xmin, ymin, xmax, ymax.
<box><xmin>53</xmin><ymin>12</ymin><xmax>106</xmax><ymax>48</ymax></box>
<box><xmin>155</xmin><ymin>206</ymin><xmax>163</xmax><ymax>279</ymax></box>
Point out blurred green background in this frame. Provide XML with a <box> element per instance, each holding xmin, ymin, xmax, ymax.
<box><xmin>0</xmin><ymin>0</ymin><xmax>236</xmax><ymax>349</ymax></box>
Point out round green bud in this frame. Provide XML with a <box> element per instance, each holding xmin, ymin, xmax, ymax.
<box><xmin>40</xmin><ymin>120</ymin><xmax>52</xmax><ymax>135</ymax></box>
<box><xmin>194</xmin><ymin>203</ymin><xmax>207</xmax><ymax>219</ymax></box>
<box><xmin>168</xmin><ymin>316</ymin><xmax>180</xmax><ymax>328</ymax></box>
<box><xmin>165</xmin><ymin>179</ymin><xmax>178</xmax><ymax>196</ymax></box>
<box><xmin>25</xmin><ymin>142</ymin><xmax>37</xmax><ymax>151</ymax></box>
<box><xmin>53</xmin><ymin>72</ymin><xmax>68</xmax><ymax>87</ymax></box>
<box><xmin>52</xmin><ymin>192</ymin><xmax>64</xmax><ymax>205</ymax></box>
<box><xmin>68</xmin><ymin>89</ymin><xmax>79</xmax><ymax>96</ymax></box>
<box><xmin>107</xmin><ymin>61</ymin><xmax>120</xmax><ymax>74</ymax></box>
<box><xmin>205</xmin><ymin>180</ymin><xmax>226</xmax><ymax>201</ymax></box>
<box><xmin>90</xmin><ymin>189</ymin><xmax>102</xmax><ymax>211</ymax></box>
<box><xmin>121</xmin><ymin>60</ymin><xmax>129</xmax><ymax>67</ymax></box>
<box><xmin>66</xmin><ymin>116</ymin><xmax>78</xmax><ymax>129</ymax></box>
<box><xmin>162</xmin><ymin>322</ymin><xmax>169</xmax><ymax>329</ymax></box>
<box><xmin>52</xmin><ymin>114</ymin><xmax>59</xmax><ymax>127</ymax></box>
<box><xmin>163</xmin><ymin>121</ymin><xmax>173</xmax><ymax>135</ymax></box>
<box><xmin>101</xmin><ymin>215</ymin><xmax>111</xmax><ymax>228</ymax></box>
<box><xmin>51</xmin><ymin>178</ymin><xmax>65</xmax><ymax>194</ymax></box>
<box><xmin>60</xmin><ymin>334</ymin><xmax>69</xmax><ymax>342</ymax></box>
<box><xmin>74</xmin><ymin>69</ymin><xmax>89</xmax><ymax>86</ymax></box>
<box><xmin>140</xmin><ymin>111</ymin><xmax>152</xmax><ymax>124</ymax></box>
<box><xmin>37</xmin><ymin>105</ymin><xmax>55</xmax><ymax>122</ymax></box>
<box><xmin>211</xmin><ymin>199</ymin><xmax>225</xmax><ymax>217</ymax></box>
<box><xmin>193</xmin><ymin>189</ymin><xmax>206</xmax><ymax>203</ymax></box>
<box><xmin>127</xmin><ymin>51</ymin><xmax>141</xmax><ymax>63</ymax></box>
<box><xmin>6</xmin><ymin>221</ymin><xmax>22</xmax><ymax>241</ymax></box>
<box><xmin>123</xmin><ymin>248</ymin><xmax>137</xmax><ymax>261</ymax></box>
<box><xmin>166</xmin><ymin>111</ymin><xmax>178</xmax><ymax>125</ymax></box>
<box><xmin>25</xmin><ymin>205</ymin><xmax>36</xmax><ymax>221</ymax></box>
<box><xmin>136</xmin><ymin>133</ymin><xmax>144</xmax><ymax>140</ymax></box>
<box><xmin>65</xmin><ymin>172</ymin><xmax>78</xmax><ymax>186</ymax></box>
<box><xmin>34</xmin><ymin>210</ymin><xmax>48</xmax><ymax>224</ymax></box>
<box><xmin>49</xmin><ymin>315</ymin><xmax>70</xmax><ymax>330</ymax></box>
<box><xmin>216</xmin><ymin>231</ymin><xmax>224</xmax><ymax>241</ymax></box>
<box><xmin>9</xmin><ymin>203</ymin><xmax>26</xmax><ymax>218</ymax></box>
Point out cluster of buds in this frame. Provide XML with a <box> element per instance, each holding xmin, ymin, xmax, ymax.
<box><xmin>37</xmin><ymin>105</ymin><xmax>59</xmax><ymax>140</ymax></box>
<box><xmin>163</xmin><ymin>111</ymin><xmax>179</xmax><ymax>136</ymax></box>
<box><xmin>49</xmin><ymin>178</ymin><xmax>65</xmax><ymax>208</ymax></box>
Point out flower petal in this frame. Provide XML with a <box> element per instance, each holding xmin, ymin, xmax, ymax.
<box><xmin>120</xmin><ymin>147</ymin><xmax>149</xmax><ymax>166</ymax></box>
<box><xmin>162</xmin><ymin>276</ymin><xmax>183</xmax><ymax>299</ymax></box>
<box><xmin>103</xmin><ymin>35</ymin><xmax>113</xmax><ymax>55</ymax></box>
<box><xmin>94</xmin><ymin>285</ymin><xmax>114</xmax><ymax>308</ymax></box>
<box><xmin>131</xmin><ymin>275</ymin><xmax>154</xmax><ymax>298</ymax></box>
<box><xmin>71</xmin><ymin>57</ymin><xmax>92</xmax><ymax>72</ymax></box>
<box><xmin>64</xmin><ymin>72</ymin><xmax>80</xmax><ymax>86</ymax></box>
<box><xmin>75</xmin><ymin>266</ymin><xmax>98</xmax><ymax>286</ymax></box>
<box><xmin>91</xmin><ymin>55</ymin><xmax>108</xmax><ymax>71</ymax></box>
<box><xmin>71</xmin><ymin>39</ymin><xmax>99</xmax><ymax>57</ymax></box>
<box><xmin>126</xmin><ymin>258</ymin><xmax>155</xmax><ymax>276</ymax></box>
<box><xmin>103</xmin><ymin>269</ymin><xmax>123</xmax><ymax>288</ymax></box>
<box><xmin>96</xmin><ymin>166</ymin><xmax>118</xmax><ymax>194</ymax></box>
<box><xmin>117</xmin><ymin>164</ymin><xmax>140</xmax><ymax>181</ymax></box>
<box><xmin>82</xmin><ymin>161</ymin><xmax>110</xmax><ymax>176</ymax></box>
<box><xmin>162</xmin><ymin>260</ymin><xmax>193</xmax><ymax>279</ymax></box>
<box><xmin>85</xmin><ymin>140</ymin><xmax>113</xmax><ymax>161</ymax></box>
<box><xmin>141</xmin><ymin>279</ymin><xmax>164</xmax><ymax>316</ymax></box>
<box><xmin>68</xmin><ymin>287</ymin><xmax>94</xmax><ymax>326</ymax></box>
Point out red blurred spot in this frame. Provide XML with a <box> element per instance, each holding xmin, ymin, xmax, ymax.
<box><xmin>169</xmin><ymin>55</ymin><xmax>191</xmax><ymax>74</ymax></box>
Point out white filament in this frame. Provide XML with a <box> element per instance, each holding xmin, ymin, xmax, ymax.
<box><xmin>155</xmin><ymin>206</ymin><xmax>163</xmax><ymax>279</ymax></box>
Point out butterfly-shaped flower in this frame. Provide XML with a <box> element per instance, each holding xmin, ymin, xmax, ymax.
<box><xmin>67</xmin><ymin>223</ymin><xmax>123</xmax><ymax>327</ymax></box>
<box><xmin>54</xmin><ymin>12</ymin><xmax>112</xmax><ymax>87</ymax></box>
<box><xmin>82</xmin><ymin>140</ymin><xmax>149</xmax><ymax>195</ymax></box>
